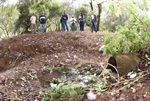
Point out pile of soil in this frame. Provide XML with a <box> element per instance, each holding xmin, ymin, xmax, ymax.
<box><xmin>0</xmin><ymin>31</ymin><xmax>149</xmax><ymax>101</ymax></box>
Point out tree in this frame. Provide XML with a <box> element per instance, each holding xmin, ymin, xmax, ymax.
<box><xmin>0</xmin><ymin>5</ymin><xmax>18</xmax><ymax>37</ymax></box>
<box><xmin>14</xmin><ymin>0</ymin><xmax>32</xmax><ymax>33</ymax></box>
<box><xmin>15</xmin><ymin>0</ymin><xmax>68</xmax><ymax>32</ymax></box>
<box><xmin>90</xmin><ymin>0</ymin><xmax>94</xmax><ymax>11</ymax></box>
<box><xmin>97</xmin><ymin>3</ymin><xmax>102</xmax><ymax>31</ymax></box>
<box><xmin>102</xmin><ymin>0</ymin><xmax>150</xmax><ymax>56</ymax></box>
<box><xmin>29</xmin><ymin>0</ymin><xmax>62</xmax><ymax>31</ymax></box>
<box><xmin>45</xmin><ymin>2</ymin><xmax>63</xmax><ymax>31</ymax></box>
<box><xmin>89</xmin><ymin>0</ymin><xmax>105</xmax><ymax>31</ymax></box>
<box><xmin>75</xmin><ymin>6</ymin><xmax>90</xmax><ymax>26</ymax></box>
<box><xmin>0</xmin><ymin>0</ymin><xmax>7</xmax><ymax>5</ymax></box>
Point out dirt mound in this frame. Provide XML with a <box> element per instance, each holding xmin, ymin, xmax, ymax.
<box><xmin>0</xmin><ymin>31</ymin><xmax>149</xmax><ymax>101</ymax></box>
<box><xmin>0</xmin><ymin>31</ymin><xmax>105</xmax><ymax>71</ymax></box>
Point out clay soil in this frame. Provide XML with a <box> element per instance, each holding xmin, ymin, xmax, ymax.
<box><xmin>0</xmin><ymin>31</ymin><xmax>149</xmax><ymax>101</ymax></box>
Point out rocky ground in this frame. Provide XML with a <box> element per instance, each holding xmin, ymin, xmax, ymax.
<box><xmin>0</xmin><ymin>31</ymin><xmax>149</xmax><ymax>101</ymax></box>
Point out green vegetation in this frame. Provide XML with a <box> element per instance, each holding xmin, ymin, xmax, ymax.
<box><xmin>38</xmin><ymin>75</ymin><xmax>109</xmax><ymax>100</ymax></box>
<box><xmin>101</xmin><ymin>0</ymin><xmax>150</xmax><ymax>56</ymax></box>
<box><xmin>75</xmin><ymin>6</ymin><xmax>90</xmax><ymax>26</ymax></box>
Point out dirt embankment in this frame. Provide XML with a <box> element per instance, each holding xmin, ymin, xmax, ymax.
<box><xmin>0</xmin><ymin>32</ymin><xmax>105</xmax><ymax>71</ymax></box>
<box><xmin>0</xmin><ymin>31</ymin><xmax>149</xmax><ymax>101</ymax></box>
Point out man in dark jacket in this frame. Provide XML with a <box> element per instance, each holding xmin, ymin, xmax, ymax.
<box><xmin>90</xmin><ymin>11</ymin><xmax>97</xmax><ymax>33</ymax></box>
<box><xmin>39</xmin><ymin>13</ymin><xmax>46</xmax><ymax>33</ymax></box>
<box><xmin>61</xmin><ymin>11</ymin><xmax>68</xmax><ymax>31</ymax></box>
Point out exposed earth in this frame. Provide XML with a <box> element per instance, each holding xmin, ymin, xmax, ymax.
<box><xmin>0</xmin><ymin>31</ymin><xmax>149</xmax><ymax>101</ymax></box>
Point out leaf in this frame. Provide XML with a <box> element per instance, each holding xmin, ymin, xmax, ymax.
<box><xmin>50</xmin><ymin>83</ymin><xmax>57</xmax><ymax>89</ymax></box>
<box><xmin>104</xmin><ymin>36</ymin><xmax>113</xmax><ymax>44</ymax></box>
<box><xmin>61</xmin><ymin>85</ymin><xmax>70</xmax><ymax>90</ymax></box>
<box><xmin>71</xmin><ymin>84</ymin><xmax>81</xmax><ymax>89</ymax></box>
<box><xmin>21</xmin><ymin>89</ymin><xmax>25</xmax><ymax>95</ymax></box>
<box><xmin>131</xmin><ymin>87</ymin><xmax>136</xmax><ymax>93</ymax></box>
<box><xmin>145</xmin><ymin>54</ymin><xmax>150</xmax><ymax>60</ymax></box>
<box><xmin>144</xmin><ymin>92</ymin><xmax>147</xmax><ymax>98</ymax></box>
<box><xmin>116</xmin><ymin>7</ymin><xmax>122</xmax><ymax>17</ymax></box>
<box><xmin>21</xmin><ymin>76</ymin><xmax>27</xmax><ymax>82</ymax></box>
<box><xmin>69</xmin><ymin>89</ymin><xmax>77</xmax><ymax>97</ymax></box>
<box><xmin>39</xmin><ymin>90</ymin><xmax>43</xmax><ymax>95</ymax></box>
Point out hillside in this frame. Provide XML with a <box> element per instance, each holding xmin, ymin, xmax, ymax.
<box><xmin>0</xmin><ymin>31</ymin><xmax>149</xmax><ymax>101</ymax></box>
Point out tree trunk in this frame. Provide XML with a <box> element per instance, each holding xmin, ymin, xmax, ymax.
<box><xmin>97</xmin><ymin>3</ymin><xmax>102</xmax><ymax>31</ymax></box>
<box><xmin>90</xmin><ymin>0</ymin><xmax>93</xmax><ymax>11</ymax></box>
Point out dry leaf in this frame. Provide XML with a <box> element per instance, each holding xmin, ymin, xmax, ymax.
<box><xmin>5</xmin><ymin>78</ymin><xmax>8</xmax><ymax>82</ymax></box>
<box><xmin>131</xmin><ymin>87</ymin><xmax>136</xmax><ymax>93</ymax></box>
<box><xmin>21</xmin><ymin>89</ymin><xmax>25</xmax><ymax>95</ymax></box>
<box><xmin>144</xmin><ymin>92</ymin><xmax>147</xmax><ymax>98</ymax></box>
<box><xmin>34</xmin><ymin>99</ymin><xmax>39</xmax><ymax>101</ymax></box>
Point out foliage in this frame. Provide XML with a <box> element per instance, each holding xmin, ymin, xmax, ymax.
<box><xmin>39</xmin><ymin>83</ymin><xmax>84</xmax><ymax>101</ymax></box>
<box><xmin>101</xmin><ymin>13</ymin><xmax>128</xmax><ymax>32</ymax></box>
<box><xmin>59</xmin><ymin>1</ymin><xmax>74</xmax><ymax>15</ymax></box>
<box><xmin>15</xmin><ymin>0</ymin><xmax>66</xmax><ymax>32</ymax></box>
<box><xmin>102</xmin><ymin>0</ymin><xmax>150</xmax><ymax>56</ymax></box>
<box><xmin>100</xmin><ymin>0</ymin><xmax>133</xmax><ymax>32</ymax></box>
<box><xmin>123</xmin><ymin>80</ymin><xmax>131</xmax><ymax>88</ymax></box>
<box><xmin>0</xmin><ymin>5</ymin><xmax>18</xmax><ymax>37</ymax></box>
<box><xmin>38</xmin><ymin>78</ymin><xmax>109</xmax><ymax>100</ymax></box>
<box><xmin>46</xmin><ymin>2</ymin><xmax>63</xmax><ymax>31</ymax></box>
<box><xmin>29</xmin><ymin>0</ymin><xmax>62</xmax><ymax>31</ymax></box>
<box><xmin>0</xmin><ymin>0</ymin><xmax>6</xmax><ymax>5</ymax></box>
<box><xmin>75</xmin><ymin>6</ymin><xmax>90</xmax><ymax>26</ymax></box>
<box><xmin>37</xmin><ymin>66</ymin><xmax>110</xmax><ymax>100</ymax></box>
<box><xmin>15</xmin><ymin>0</ymin><xmax>32</xmax><ymax>32</ymax></box>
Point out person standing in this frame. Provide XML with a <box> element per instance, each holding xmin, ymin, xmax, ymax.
<box><xmin>30</xmin><ymin>13</ymin><xmax>36</xmax><ymax>34</ymax></box>
<box><xmin>61</xmin><ymin>11</ymin><xmax>69</xmax><ymax>31</ymax></box>
<box><xmin>78</xmin><ymin>12</ymin><xmax>84</xmax><ymax>32</ymax></box>
<box><xmin>39</xmin><ymin>13</ymin><xmax>46</xmax><ymax>33</ymax></box>
<box><xmin>90</xmin><ymin>11</ymin><xmax>97</xmax><ymax>32</ymax></box>
<box><xmin>69</xmin><ymin>15</ymin><xmax>77</xmax><ymax>31</ymax></box>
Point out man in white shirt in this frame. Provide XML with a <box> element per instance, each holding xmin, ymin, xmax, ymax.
<box><xmin>30</xmin><ymin>13</ymin><xmax>36</xmax><ymax>34</ymax></box>
<box><xmin>69</xmin><ymin>15</ymin><xmax>77</xmax><ymax>31</ymax></box>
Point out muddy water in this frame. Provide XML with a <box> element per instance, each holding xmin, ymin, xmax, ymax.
<box><xmin>37</xmin><ymin>63</ymin><xmax>103</xmax><ymax>87</ymax></box>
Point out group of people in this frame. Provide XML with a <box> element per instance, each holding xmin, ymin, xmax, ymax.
<box><xmin>60</xmin><ymin>11</ymin><xmax>97</xmax><ymax>32</ymax></box>
<box><xmin>30</xmin><ymin>13</ymin><xmax>47</xmax><ymax>34</ymax></box>
<box><xmin>30</xmin><ymin>11</ymin><xmax>97</xmax><ymax>34</ymax></box>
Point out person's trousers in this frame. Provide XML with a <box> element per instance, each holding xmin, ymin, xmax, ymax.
<box><xmin>62</xmin><ymin>20</ymin><xmax>68</xmax><ymax>31</ymax></box>
<box><xmin>79</xmin><ymin>21</ymin><xmax>84</xmax><ymax>31</ymax></box>
<box><xmin>40</xmin><ymin>24</ymin><xmax>45</xmax><ymax>33</ymax></box>
<box><xmin>91</xmin><ymin>21</ymin><xmax>97</xmax><ymax>32</ymax></box>
<box><xmin>70</xmin><ymin>23</ymin><xmax>76</xmax><ymax>31</ymax></box>
<box><xmin>31</xmin><ymin>24</ymin><xmax>36</xmax><ymax>34</ymax></box>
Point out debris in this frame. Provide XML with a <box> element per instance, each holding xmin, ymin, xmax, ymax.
<box><xmin>87</xmin><ymin>91</ymin><xmax>97</xmax><ymax>101</ymax></box>
<box><xmin>127</xmin><ymin>72</ymin><xmax>137</xmax><ymax>79</ymax></box>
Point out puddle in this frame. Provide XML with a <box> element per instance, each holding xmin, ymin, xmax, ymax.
<box><xmin>37</xmin><ymin>63</ymin><xmax>103</xmax><ymax>88</ymax></box>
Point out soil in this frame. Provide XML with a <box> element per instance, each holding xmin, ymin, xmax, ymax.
<box><xmin>0</xmin><ymin>31</ymin><xmax>149</xmax><ymax>101</ymax></box>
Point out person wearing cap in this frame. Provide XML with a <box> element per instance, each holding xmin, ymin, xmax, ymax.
<box><xmin>39</xmin><ymin>13</ymin><xmax>46</xmax><ymax>33</ymax></box>
<box><xmin>30</xmin><ymin>13</ymin><xmax>36</xmax><ymax>34</ymax></box>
